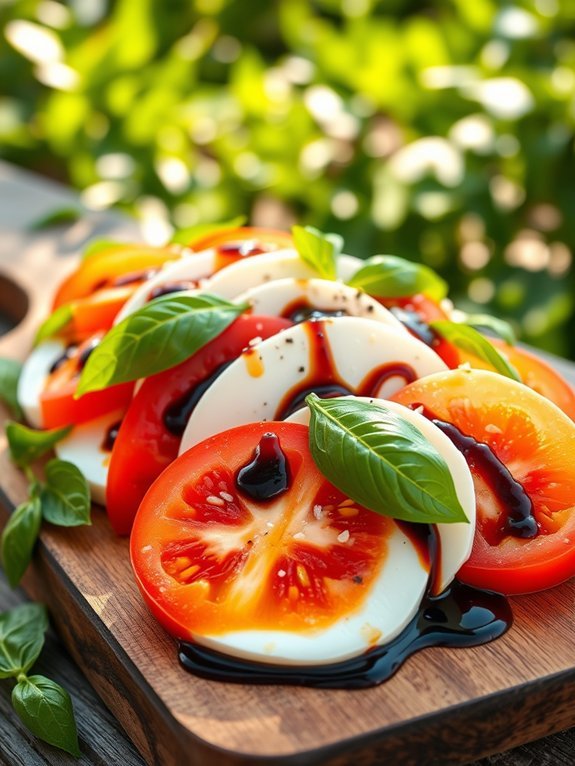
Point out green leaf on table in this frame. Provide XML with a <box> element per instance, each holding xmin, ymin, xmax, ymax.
<box><xmin>40</xmin><ymin>459</ymin><xmax>91</xmax><ymax>527</ymax></box>
<box><xmin>0</xmin><ymin>358</ymin><xmax>23</xmax><ymax>419</ymax></box>
<box><xmin>171</xmin><ymin>215</ymin><xmax>247</xmax><ymax>246</ymax></box>
<box><xmin>0</xmin><ymin>603</ymin><xmax>48</xmax><ymax>678</ymax></box>
<box><xmin>5</xmin><ymin>422</ymin><xmax>72</xmax><ymax>468</ymax></box>
<box><xmin>76</xmin><ymin>293</ymin><xmax>247</xmax><ymax>396</ymax></box>
<box><xmin>28</xmin><ymin>207</ymin><xmax>82</xmax><ymax>231</ymax></box>
<box><xmin>306</xmin><ymin>394</ymin><xmax>468</xmax><ymax>525</ymax></box>
<box><xmin>431</xmin><ymin>321</ymin><xmax>521</xmax><ymax>382</ymax></box>
<box><xmin>292</xmin><ymin>225</ymin><xmax>342</xmax><ymax>280</ymax></box>
<box><xmin>1</xmin><ymin>498</ymin><xmax>43</xmax><ymax>587</ymax></box>
<box><xmin>34</xmin><ymin>304</ymin><xmax>73</xmax><ymax>346</ymax></box>
<box><xmin>458</xmin><ymin>313</ymin><xmax>517</xmax><ymax>345</ymax></box>
<box><xmin>12</xmin><ymin>675</ymin><xmax>81</xmax><ymax>757</ymax></box>
<box><xmin>347</xmin><ymin>255</ymin><xmax>448</xmax><ymax>301</ymax></box>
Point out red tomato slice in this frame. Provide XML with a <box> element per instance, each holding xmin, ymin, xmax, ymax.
<box><xmin>392</xmin><ymin>369</ymin><xmax>575</xmax><ymax>595</ymax></box>
<box><xmin>40</xmin><ymin>333</ymin><xmax>134</xmax><ymax>429</ymax></box>
<box><xmin>106</xmin><ymin>315</ymin><xmax>293</xmax><ymax>535</ymax></box>
<box><xmin>53</xmin><ymin>245</ymin><xmax>180</xmax><ymax>308</ymax></box>
<box><xmin>130</xmin><ymin>421</ymin><xmax>390</xmax><ymax>639</ymax></box>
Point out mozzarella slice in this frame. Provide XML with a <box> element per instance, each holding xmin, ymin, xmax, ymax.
<box><xmin>113</xmin><ymin>249</ymin><xmax>216</xmax><ymax>324</ymax></box>
<box><xmin>195</xmin><ymin>520</ymin><xmax>430</xmax><ymax>665</ymax></box>
<box><xmin>179</xmin><ymin>316</ymin><xmax>447</xmax><ymax>454</ymax></box>
<box><xmin>287</xmin><ymin>399</ymin><xmax>476</xmax><ymax>594</ymax></box>
<box><xmin>235</xmin><ymin>277</ymin><xmax>407</xmax><ymax>333</ymax></box>
<box><xmin>55</xmin><ymin>409</ymin><xmax>124</xmax><ymax>505</ymax></box>
<box><xmin>17</xmin><ymin>340</ymin><xmax>66</xmax><ymax>428</ymax></box>
<box><xmin>202</xmin><ymin>249</ymin><xmax>362</xmax><ymax>299</ymax></box>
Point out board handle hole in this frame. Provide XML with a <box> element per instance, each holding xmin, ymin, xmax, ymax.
<box><xmin>0</xmin><ymin>273</ymin><xmax>29</xmax><ymax>336</ymax></box>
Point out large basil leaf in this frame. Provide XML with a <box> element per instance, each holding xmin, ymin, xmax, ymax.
<box><xmin>307</xmin><ymin>395</ymin><xmax>468</xmax><ymax>525</ymax></box>
<box><xmin>347</xmin><ymin>255</ymin><xmax>447</xmax><ymax>301</ymax></box>
<box><xmin>76</xmin><ymin>293</ymin><xmax>247</xmax><ymax>396</ymax></box>
<box><xmin>431</xmin><ymin>321</ymin><xmax>521</xmax><ymax>381</ymax></box>
<box><xmin>0</xmin><ymin>603</ymin><xmax>48</xmax><ymax>678</ymax></box>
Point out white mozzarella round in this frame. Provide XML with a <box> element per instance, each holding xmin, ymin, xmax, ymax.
<box><xmin>202</xmin><ymin>249</ymin><xmax>363</xmax><ymax>299</ymax></box>
<box><xmin>17</xmin><ymin>340</ymin><xmax>66</xmax><ymax>428</ymax></box>
<box><xmin>235</xmin><ymin>277</ymin><xmax>407</xmax><ymax>333</ymax></box>
<box><xmin>55</xmin><ymin>409</ymin><xmax>124</xmax><ymax>505</ymax></box>
<box><xmin>179</xmin><ymin>316</ymin><xmax>447</xmax><ymax>454</ymax></box>
<box><xmin>113</xmin><ymin>249</ymin><xmax>216</xmax><ymax>324</ymax></box>
<box><xmin>287</xmin><ymin>398</ymin><xmax>476</xmax><ymax>594</ymax></box>
<box><xmin>196</xmin><ymin>521</ymin><xmax>430</xmax><ymax>665</ymax></box>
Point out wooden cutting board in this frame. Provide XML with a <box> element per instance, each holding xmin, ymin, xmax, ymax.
<box><xmin>0</xmin><ymin>162</ymin><xmax>574</xmax><ymax>766</ymax></box>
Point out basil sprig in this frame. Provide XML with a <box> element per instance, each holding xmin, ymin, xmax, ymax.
<box><xmin>0</xmin><ymin>358</ymin><xmax>23</xmax><ymax>419</ymax></box>
<box><xmin>347</xmin><ymin>255</ymin><xmax>448</xmax><ymax>301</ymax></box>
<box><xmin>306</xmin><ymin>394</ymin><xmax>468</xmax><ymax>525</ymax></box>
<box><xmin>76</xmin><ymin>293</ymin><xmax>247</xmax><ymax>396</ymax></box>
<box><xmin>431</xmin><ymin>321</ymin><xmax>521</xmax><ymax>382</ymax></box>
<box><xmin>457</xmin><ymin>313</ymin><xmax>516</xmax><ymax>345</ymax></box>
<box><xmin>0</xmin><ymin>604</ymin><xmax>80</xmax><ymax>756</ymax></box>
<box><xmin>34</xmin><ymin>305</ymin><xmax>73</xmax><ymax>345</ymax></box>
<box><xmin>292</xmin><ymin>225</ymin><xmax>342</xmax><ymax>280</ymax></box>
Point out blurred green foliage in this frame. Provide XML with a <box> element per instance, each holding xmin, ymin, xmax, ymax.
<box><xmin>1</xmin><ymin>0</ymin><xmax>574</xmax><ymax>357</ymax></box>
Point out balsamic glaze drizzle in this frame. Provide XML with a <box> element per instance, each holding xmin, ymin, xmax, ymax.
<box><xmin>163</xmin><ymin>361</ymin><xmax>233</xmax><ymax>436</ymax></box>
<box><xmin>235</xmin><ymin>432</ymin><xmax>290</xmax><ymax>502</ymax></box>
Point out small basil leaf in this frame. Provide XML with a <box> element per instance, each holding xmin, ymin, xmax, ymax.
<box><xmin>347</xmin><ymin>255</ymin><xmax>448</xmax><ymax>301</ymax></box>
<box><xmin>5</xmin><ymin>422</ymin><xmax>72</xmax><ymax>468</ymax></box>
<box><xmin>0</xmin><ymin>603</ymin><xmax>48</xmax><ymax>678</ymax></box>
<box><xmin>76</xmin><ymin>293</ymin><xmax>247</xmax><ymax>396</ymax></box>
<box><xmin>34</xmin><ymin>304</ymin><xmax>73</xmax><ymax>346</ymax></box>
<box><xmin>431</xmin><ymin>321</ymin><xmax>521</xmax><ymax>382</ymax></box>
<box><xmin>458</xmin><ymin>313</ymin><xmax>516</xmax><ymax>345</ymax></box>
<box><xmin>292</xmin><ymin>225</ymin><xmax>342</xmax><ymax>280</ymax></box>
<box><xmin>12</xmin><ymin>675</ymin><xmax>81</xmax><ymax>757</ymax></box>
<box><xmin>306</xmin><ymin>395</ymin><xmax>468</xmax><ymax>525</ymax></box>
<box><xmin>28</xmin><ymin>207</ymin><xmax>82</xmax><ymax>231</ymax></box>
<box><xmin>1</xmin><ymin>498</ymin><xmax>42</xmax><ymax>587</ymax></box>
<box><xmin>172</xmin><ymin>216</ymin><xmax>248</xmax><ymax>246</ymax></box>
<box><xmin>0</xmin><ymin>357</ymin><xmax>23</xmax><ymax>419</ymax></box>
<box><xmin>40</xmin><ymin>459</ymin><xmax>91</xmax><ymax>527</ymax></box>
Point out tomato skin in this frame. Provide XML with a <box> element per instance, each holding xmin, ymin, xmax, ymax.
<box><xmin>433</xmin><ymin>336</ymin><xmax>575</xmax><ymax>422</ymax></box>
<box><xmin>106</xmin><ymin>314</ymin><xmax>293</xmax><ymax>535</ymax></box>
<box><xmin>53</xmin><ymin>245</ymin><xmax>180</xmax><ymax>308</ymax></box>
<box><xmin>379</xmin><ymin>294</ymin><xmax>450</xmax><ymax>324</ymax></box>
<box><xmin>130</xmin><ymin>421</ymin><xmax>389</xmax><ymax>639</ymax></box>
<box><xmin>392</xmin><ymin>369</ymin><xmax>575</xmax><ymax>595</ymax></box>
<box><xmin>39</xmin><ymin>333</ymin><xmax>133</xmax><ymax>428</ymax></box>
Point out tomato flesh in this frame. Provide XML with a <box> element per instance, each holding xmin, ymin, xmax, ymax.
<box><xmin>106</xmin><ymin>315</ymin><xmax>293</xmax><ymax>535</ymax></box>
<box><xmin>392</xmin><ymin>369</ymin><xmax>575</xmax><ymax>594</ymax></box>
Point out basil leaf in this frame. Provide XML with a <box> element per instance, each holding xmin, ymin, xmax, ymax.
<box><xmin>40</xmin><ymin>460</ymin><xmax>91</xmax><ymax>527</ymax></box>
<box><xmin>431</xmin><ymin>321</ymin><xmax>521</xmax><ymax>382</ymax></box>
<box><xmin>1</xmin><ymin>498</ymin><xmax>42</xmax><ymax>587</ymax></box>
<box><xmin>347</xmin><ymin>255</ymin><xmax>448</xmax><ymax>301</ymax></box>
<box><xmin>458</xmin><ymin>313</ymin><xmax>516</xmax><ymax>345</ymax></box>
<box><xmin>0</xmin><ymin>603</ymin><xmax>48</xmax><ymax>678</ymax></box>
<box><xmin>28</xmin><ymin>207</ymin><xmax>82</xmax><ymax>231</ymax></box>
<box><xmin>306</xmin><ymin>395</ymin><xmax>468</xmax><ymax>525</ymax></box>
<box><xmin>34</xmin><ymin>304</ymin><xmax>73</xmax><ymax>346</ymax></box>
<box><xmin>172</xmin><ymin>216</ymin><xmax>247</xmax><ymax>246</ymax></box>
<box><xmin>292</xmin><ymin>225</ymin><xmax>342</xmax><ymax>280</ymax></box>
<box><xmin>0</xmin><ymin>357</ymin><xmax>23</xmax><ymax>419</ymax></box>
<box><xmin>5</xmin><ymin>422</ymin><xmax>72</xmax><ymax>468</ymax></box>
<box><xmin>76</xmin><ymin>293</ymin><xmax>247</xmax><ymax>396</ymax></box>
<box><xmin>12</xmin><ymin>675</ymin><xmax>81</xmax><ymax>757</ymax></box>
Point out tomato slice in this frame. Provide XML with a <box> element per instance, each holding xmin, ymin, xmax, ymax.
<box><xmin>130</xmin><ymin>421</ymin><xmax>390</xmax><ymax>639</ymax></box>
<box><xmin>189</xmin><ymin>226</ymin><xmax>292</xmax><ymax>266</ymax></box>
<box><xmin>392</xmin><ymin>369</ymin><xmax>575</xmax><ymax>594</ymax></box>
<box><xmin>106</xmin><ymin>314</ymin><xmax>293</xmax><ymax>535</ymax></box>
<box><xmin>434</xmin><ymin>336</ymin><xmax>575</xmax><ymax>422</ymax></box>
<box><xmin>53</xmin><ymin>245</ymin><xmax>180</xmax><ymax>308</ymax></box>
<box><xmin>40</xmin><ymin>333</ymin><xmax>134</xmax><ymax>429</ymax></box>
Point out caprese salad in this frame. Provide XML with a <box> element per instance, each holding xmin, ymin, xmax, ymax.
<box><xmin>10</xmin><ymin>224</ymin><xmax>575</xmax><ymax>685</ymax></box>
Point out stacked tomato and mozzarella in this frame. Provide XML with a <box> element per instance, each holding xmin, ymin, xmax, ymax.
<box><xmin>17</xmin><ymin>227</ymin><xmax>575</xmax><ymax>665</ymax></box>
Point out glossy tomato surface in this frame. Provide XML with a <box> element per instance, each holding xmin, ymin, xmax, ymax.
<box><xmin>130</xmin><ymin>421</ymin><xmax>391</xmax><ymax>639</ymax></box>
<box><xmin>106</xmin><ymin>314</ymin><xmax>293</xmax><ymax>535</ymax></box>
<box><xmin>433</xmin><ymin>335</ymin><xmax>575</xmax><ymax>421</ymax></box>
<box><xmin>40</xmin><ymin>333</ymin><xmax>133</xmax><ymax>429</ymax></box>
<box><xmin>392</xmin><ymin>369</ymin><xmax>575</xmax><ymax>594</ymax></box>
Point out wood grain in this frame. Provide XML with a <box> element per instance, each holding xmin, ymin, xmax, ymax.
<box><xmin>0</xmin><ymin>161</ymin><xmax>574</xmax><ymax>766</ymax></box>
